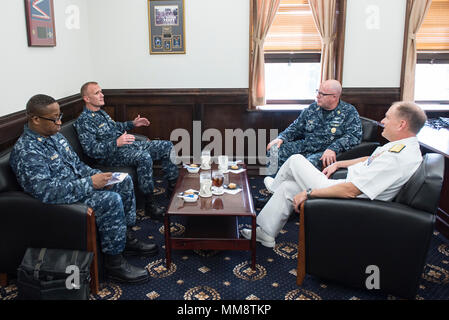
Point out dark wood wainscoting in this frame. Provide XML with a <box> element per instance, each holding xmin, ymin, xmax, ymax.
<box><xmin>0</xmin><ymin>87</ymin><xmax>416</xmax><ymax>157</ymax></box>
<box><xmin>0</xmin><ymin>95</ymin><xmax>85</xmax><ymax>151</ymax></box>
<box><xmin>341</xmin><ymin>87</ymin><xmax>401</xmax><ymax>121</ymax></box>
<box><xmin>2</xmin><ymin>87</ymin><xmax>445</xmax><ymax>155</ymax></box>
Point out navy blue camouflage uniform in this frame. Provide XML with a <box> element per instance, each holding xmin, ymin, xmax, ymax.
<box><xmin>270</xmin><ymin>100</ymin><xmax>362</xmax><ymax>170</ymax></box>
<box><xmin>74</xmin><ymin>108</ymin><xmax>178</xmax><ymax>196</ymax></box>
<box><xmin>10</xmin><ymin>125</ymin><xmax>136</xmax><ymax>255</ymax></box>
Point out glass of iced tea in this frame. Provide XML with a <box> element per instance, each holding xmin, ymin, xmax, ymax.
<box><xmin>212</xmin><ymin>170</ymin><xmax>224</xmax><ymax>195</ymax></box>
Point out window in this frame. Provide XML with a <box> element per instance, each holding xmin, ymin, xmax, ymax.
<box><xmin>264</xmin><ymin>0</ymin><xmax>321</xmax><ymax>104</ymax></box>
<box><xmin>415</xmin><ymin>0</ymin><xmax>449</xmax><ymax>103</ymax></box>
<box><xmin>415</xmin><ymin>53</ymin><xmax>449</xmax><ymax>102</ymax></box>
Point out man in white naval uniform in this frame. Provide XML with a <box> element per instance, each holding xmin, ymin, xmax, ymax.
<box><xmin>242</xmin><ymin>101</ymin><xmax>428</xmax><ymax>247</ymax></box>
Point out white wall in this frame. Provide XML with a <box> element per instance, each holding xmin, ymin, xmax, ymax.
<box><xmin>0</xmin><ymin>0</ymin><xmax>249</xmax><ymax>116</ymax></box>
<box><xmin>0</xmin><ymin>0</ymin><xmax>407</xmax><ymax>116</ymax></box>
<box><xmin>342</xmin><ymin>0</ymin><xmax>406</xmax><ymax>87</ymax></box>
<box><xmin>86</xmin><ymin>0</ymin><xmax>249</xmax><ymax>89</ymax></box>
<box><xmin>0</xmin><ymin>0</ymin><xmax>93</xmax><ymax>116</ymax></box>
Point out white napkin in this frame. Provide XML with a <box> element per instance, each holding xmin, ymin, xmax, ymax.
<box><xmin>224</xmin><ymin>188</ymin><xmax>242</xmax><ymax>195</ymax></box>
<box><xmin>228</xmin><ymin>160</ymin><xmax>244</xmax><ymax>166</ymax></box>
<box><xmin>229</xmin><ymin>168</ymin><xmax>246</xmax><ymax>174</ymax></box>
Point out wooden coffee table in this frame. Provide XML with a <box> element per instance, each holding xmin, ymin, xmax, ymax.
<box><xmin>164</xmin><ymin>165</ymin><xmax>257</xmax><ymax>269</ymax></box>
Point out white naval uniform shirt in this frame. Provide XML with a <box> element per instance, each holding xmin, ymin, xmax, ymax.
<box><xmin>346</xmin><ymin>137</ymin><xmax>422</xmax><ymax>201</ymax></box>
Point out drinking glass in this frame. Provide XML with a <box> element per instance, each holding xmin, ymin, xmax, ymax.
<box><xmin>201</xmin><ymin>150</ymin><xmax>211</xmax><ymax>170</ymax></box>
<box><xmin>199</xmin><ymin>170</ymin><xmax>212</xmax><ymax>197</ymax></box>
<box><xmin>212</xmin><ymin>170</ymin><xmax>224</xmax><ymax>195</ymax></box>
<box><xmin>218</xmin><ymin>155</ymin><xmax>229</xmax><ymax>172</ymax></box>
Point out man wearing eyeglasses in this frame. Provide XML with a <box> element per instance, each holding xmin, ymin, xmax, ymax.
<box><xmin>266</xmin><ymin>79</ymin><xmax>362</xmax><ymax>173</ymax></box>
<box><xmin>243</xmin><ymin>101</ymin><xmax>426</xmax><ymax>248</ymax></box>
<box><xmin>10</xmin><ymin>94</ymin><xmax>157</xmax><ymax>284</ymax></box>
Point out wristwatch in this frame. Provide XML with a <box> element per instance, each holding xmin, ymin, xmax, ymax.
<box><xmin>306</xmin><ymin>188</ymin><xmax>313</xmax><ymax>200</ymax></box>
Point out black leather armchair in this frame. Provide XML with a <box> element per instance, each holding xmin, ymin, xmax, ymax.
<box><xmin>0</xmin><ymin>119</ymin><xmax>159</xmax><ymax>293</ymax></box>
<box><xmin>296</xmin><ymin>153</ymin><xmax>444</xmax><ymax>299</ymax></box>
<box><xmin>0</xmin><ymin>149</ymin><xmax>99</xmax><ymax>293</ymax></box>
<box><xmin>336</xmin><ymin>116</ymin><xmax>380</xmax><ymax>161</ymax></box>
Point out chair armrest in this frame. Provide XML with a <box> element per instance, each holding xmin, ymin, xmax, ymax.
<box><xmin>0</xmin><ymin>191</ymin><xmax>90</xmax><ymax>274</ymax></box>
<box><xmin>330</xmin><ymin>168</ymin><xmax>348</xmax><ymax>180</ymax></box>
<box><xmin>304</xmin><ymin>198</ymin><xmax>434</xmax><ymax>249</ymax></box>
<box><xmin>336</xmin><ymin>142</ymin><xmax>380</xmax><ymax>161</ymax></box>
<box><xmin>301</xmin><ymin>198</ymin><xmax>434</xmax><ymax>296</ymax></box>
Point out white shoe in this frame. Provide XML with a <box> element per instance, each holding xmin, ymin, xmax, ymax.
<box><xmin>264</xmin><ymin>177</ymin><xmax>275</xmax><ymax>194</ymax></box>
<box><xmin>241</xmin><ymin>227</ymin><xmax>275</xmax><ymax>248</ymax></box>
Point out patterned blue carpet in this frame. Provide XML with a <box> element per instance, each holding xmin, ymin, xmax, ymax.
<box><xmin>1</xmin><ymin>174</ymin><xmax>449</xmax><ymax>301</ymax></box>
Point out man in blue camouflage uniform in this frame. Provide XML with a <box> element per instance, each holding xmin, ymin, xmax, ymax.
<box><xmin>74</xmin><ymin>82</ymin><xmax>178</xmax><ymax>222</ymax></box>
<box><xmin>267</xmin><ymin>80</ymin><xmax>362</xmax><ymax>171</ymax></box>
<box><xmin>10</xmin><ymin>94</ymin><xmax>158</xmax><ymax>284</ymax></box>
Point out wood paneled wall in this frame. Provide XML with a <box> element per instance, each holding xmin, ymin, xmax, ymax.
<box><xmin>0</xmin><ymin>95</ymin><xmax>85</xmax><ymax>151</ymax></box>
<box><xmin>0</xmin><ymin>87</ymin><xmax>441</xmax><ymax>155</ymax></box>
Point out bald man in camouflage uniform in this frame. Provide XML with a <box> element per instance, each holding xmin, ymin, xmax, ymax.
<box><xmin>74</xmin><ymin>82</ymin><xmax>179</xmax><ymax>222</ymax></box>
<box><xmin>267</xmin><ymin>80</ymin><xmax>362</xmax><ymax>172</ymax></box>
<box><xmin>10</xmin><ymin>94</ymin><xmax>157</xmax><ymax>283</ymax></box>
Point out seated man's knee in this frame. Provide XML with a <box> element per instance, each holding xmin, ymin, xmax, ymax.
<box><xmin>102</xmin><ymin>191</ymin><xmax>124</xmax><ymax>212</ymax></box>
<box><xmin>123</xmin><ymin>174</ymin><xmax>134</xmax><ymax>187</ymax></box>
<box><xmin>137</xmin><ymin>151</ymin><xmax>153</xmax><ymax>166</ymax></box>
<box><xmin>290</xmin><ymin>154</ymin><xmax>306</xmax><ymax>162</ymax></box>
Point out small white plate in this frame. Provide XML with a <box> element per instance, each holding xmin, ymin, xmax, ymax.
<box><xmin>182</xmin><ymin>194</ymin><xmax>199</xmax><ymax>202</ymax></box>
<box><xmin>212</xmin><ymin>187</ymin><xmax>224</xmax><ymax>196</ymax></box>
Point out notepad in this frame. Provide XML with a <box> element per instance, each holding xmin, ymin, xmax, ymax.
<box><xmin>105</xmin><ymin>172</ymin><xmax>129</xmax><ymax>186</ymax></box>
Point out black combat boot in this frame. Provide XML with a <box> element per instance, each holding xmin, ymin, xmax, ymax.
<box><xmin>145</xmin><ymin>193</ymin><xmax>165</xmax><ymax>222</ymax></box>
<box><xmin>104</xmin><ymin>253</ymin><xmax>149</xmax><ymax>283</ymax></box>
<box><xmin>124</xmin><ymin>227</ymin><xmax>158</xmax><ymax>257</ymax></box>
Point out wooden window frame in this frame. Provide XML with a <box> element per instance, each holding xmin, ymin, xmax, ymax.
<box><xmin>264</xmin><ymin>52</ymin><xmax>320</xmax><ymax>105</ymax></box>
<box><xmin>250</xmin><ymin>0</ymin><xmax>347</xmax><ymax>107</ymax></box>
<box><xmin>415</xmin><ymin>52</ymin><xmax>449</xmax><ymax>105</ymax></box>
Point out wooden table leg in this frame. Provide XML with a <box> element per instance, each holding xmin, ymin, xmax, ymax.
<box><xmin>0</xmin><ymin>273</ymin><xmax>7</xmax><ymax>286</ymax></box>
<box><xmin>164</xmin><ymin>214</ymin><xmax>172</xmax><ymax>268</ymax></box>
<box><xmin>296</xmin><ymin>203</ymin><xmax>306</xmax><ymax>285</ymax></box>
<box><xmin>87</xmin><ymin>208</ymin><xmax>99</xmax><ymax>295</ymax></box>
<box><xmin>251</xmin><ymin>215</ymin><xmax>256</xmax><ymax>269</ymax></box>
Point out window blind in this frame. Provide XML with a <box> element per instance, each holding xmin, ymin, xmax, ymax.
<box><xmin>417</xmin><ymin>0</ymin><xmax>449</xmax><ymax>51</ymax></box>
<box><xmin>264</xmin><ymin>0</ymin><xmax>321</xmax><ymax>52</ymax></box>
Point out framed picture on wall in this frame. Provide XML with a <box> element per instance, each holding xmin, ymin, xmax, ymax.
<box><xmin>24</xmin><ymin>0</ymin><xmax>56</xmax><ymax>47</ymax></box>
<box><xmin>148</xmin><ymin>0</ymin><xmax>185</xmax><ymax>54</ymax></box>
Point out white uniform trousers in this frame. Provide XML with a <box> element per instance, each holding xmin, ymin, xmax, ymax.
<box><xmin>257</xmin><ymin>154</ymin><xmax>344</xmax><ymax>238</ymax></box>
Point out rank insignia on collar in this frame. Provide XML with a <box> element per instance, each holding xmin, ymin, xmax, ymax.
<box><xmin>389</xmin><ymin>144</ymin><xmax>406</xmax><ymax>153</ymax></box>
<box><xmin>99</xmin><ymin>123</ymin><xmax>105</xmax><ymax>128</ymax></box>
<box><xmin>37</xmin><ymin>137</ymin><xmax>42</xmax><ymax>142</ymax></box>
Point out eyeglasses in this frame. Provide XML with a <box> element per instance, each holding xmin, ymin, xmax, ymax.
<box><xmin>37</xmin><ymin>113</ymin><xmax>63</xmax><ymax>124</ymax></box>
<box><xmin>316</xmin><ymin>89</ymin><xmax>335</xmax><ymax>97</ymax></box>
